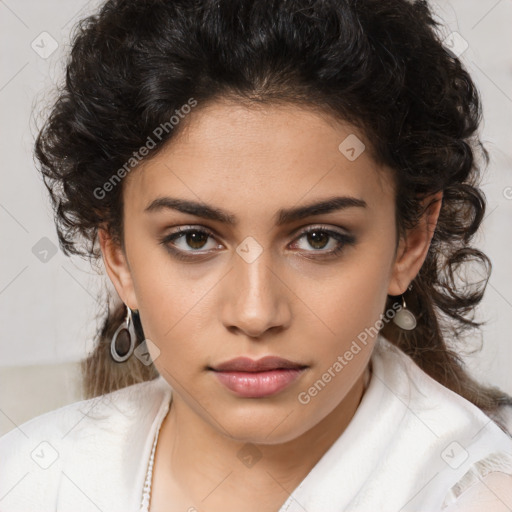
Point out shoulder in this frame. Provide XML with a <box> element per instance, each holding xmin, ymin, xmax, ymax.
<box><xmin>443</xmin><ymin>471</ymin><xmax>512</xmax><ymax>511</ymax></box>
<box><xmin>369</xmin><ymin>335</ymin><xmax>512</xmax><ymax>507</ymax></box>
<box><xmin>0</xmin><ymin>375</ymin><xmax>172</xmax><ymax>511</ymax></box>
<box><xmin>374</xmin><ymin>335</ymin><xmax>512</xmax><ymax>437</ymax></box>
<box><xmin>0</xmin><ymin>375</ymin><xmax>170</xmax><ymax>445</ymax></box>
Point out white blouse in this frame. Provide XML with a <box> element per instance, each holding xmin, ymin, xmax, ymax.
<box><xmin>139</xmin><ymin>359</ymin><xmax>374</xmax><ymax>510</ymax></box>
<box><xmin>1</xmin><ymin>333</ymin><xmax>511</xmax><ymax>512</ymax></box>
<box><xmin>139</xmin><ymin>417</ymin><xmax>162</xmax><ymax>511</ymax></box>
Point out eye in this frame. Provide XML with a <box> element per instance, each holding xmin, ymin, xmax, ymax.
<box><xmin>159</xmin><ymin>224</ymin><xmax>356</xmax><ymax>262</ymax></box>
<box><xmin>289</xmin><ymin>226</ymin><xmax>356</xmax><ymax>259</ymax></box>
<box><xmin>159</xmin><ymin>226</ymin><xmax>222</xmax><ymax>260</ymax></box>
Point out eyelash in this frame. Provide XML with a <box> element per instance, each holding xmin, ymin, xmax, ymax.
<box><xmin>159</xmin><ymin>225</ymin><xmax>356</xmax><ymax>262</ymax></box>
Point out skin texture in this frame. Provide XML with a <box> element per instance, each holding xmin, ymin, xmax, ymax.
<box><xmin>99</xmin><ymin>100</ymin><xmax>443</xmax><ymax>511</ymax></box>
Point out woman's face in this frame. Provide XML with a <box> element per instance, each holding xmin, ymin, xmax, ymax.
<box><xmin>101</xmin><ymin>100</ymin><xmax>438</xmax><ymax>444</ymax></box>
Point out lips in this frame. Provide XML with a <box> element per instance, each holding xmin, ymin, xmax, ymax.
<box><xmin>209</xmin><ymin>356</ymin><xmax>308</xmax><ymax>398</ymax></box>
<box><xmin>210</xmin><ymin>356</ymin><xmax>307</xmax><ymax>373</ymax></box>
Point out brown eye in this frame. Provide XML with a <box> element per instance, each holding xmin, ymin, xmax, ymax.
<box><xmin>183</xmin><ymin>230</ymin><xmax>209</xmax><ymax>250</ymax></box>
<box><xmin>159</xmin><ymin>226</ymin><xmax>223</xmax><ymax>261</ymax></box>
<box><xmin>305</xmin><ymin>230</ymin><xmax>330</xmax><ymax>250</ymax></box>
<box><xmin>290</xmin><ymin>226</ymin><xmax>357</xmax><ymax>259</ymax></box>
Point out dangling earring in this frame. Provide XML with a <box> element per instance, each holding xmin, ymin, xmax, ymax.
<box><xmin>392</xmin><ymin>284</ymin><xmax>417</xmax><ymax>330</ymax></box>
<box><xmin>110</xmin><ymin>304</ymin><xmax>137</xmax><ymax>362</ymax></box>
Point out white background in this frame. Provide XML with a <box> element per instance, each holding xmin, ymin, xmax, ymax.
<box><xmin>0</xmin><ymin>0</ymin><xmax>511</xmax><ymax>432</ymax></box>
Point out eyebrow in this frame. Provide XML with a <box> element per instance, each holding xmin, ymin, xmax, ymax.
<box><xmin>144</xmin><ymin>195</ymin><xmax>367</xmax><ymax>226</ymax></box>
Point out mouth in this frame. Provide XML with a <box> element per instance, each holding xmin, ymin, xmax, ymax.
<box><xmin>208</xmin><ymin>356</ymin><xmax>308</xmax><ymax>398</ymax></box>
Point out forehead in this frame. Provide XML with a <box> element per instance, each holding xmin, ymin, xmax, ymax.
<box><xmin>123</xmin><ymin>100</ymin><xmax>394</xmax><ymax>219</ymax></box>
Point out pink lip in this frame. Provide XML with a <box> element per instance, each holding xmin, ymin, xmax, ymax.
<box><xmin>211</xmin><ymin>355</ymin><xmax>306</xmax><ymax>372</ymax></box>
<box><xmin>213</xmin><ymin>368</ymin><xmax>305</xmax><ymax>397</ymax></box>
<box><xmin>209</xmin><ymin>356</ymin><xmax>307</xmax><ymax>398</ymax></box>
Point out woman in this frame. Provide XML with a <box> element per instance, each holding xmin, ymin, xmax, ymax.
<box><xmin>1</xmin><ymin>0</ymin><xmax>511</xmax><ymax>510</ymax></box>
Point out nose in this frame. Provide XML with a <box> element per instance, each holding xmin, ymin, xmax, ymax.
<box><xmin>221</xmin><ymin>245</ymin><xmax>291</xmax><ymax>339</ymax></box>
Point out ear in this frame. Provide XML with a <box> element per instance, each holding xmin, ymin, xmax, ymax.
<box><xmin>388</xmin><ymin>191</ymin><xmax>443</xmax><ymax>296</ymax></box>
<box><xmin>98</xmin><ymin>227</ymin><xmax>139</xmax><ymax>310</ymax></box>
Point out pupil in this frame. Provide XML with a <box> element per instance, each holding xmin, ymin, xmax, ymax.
<box><xmin>187</xmin><ymin>231</ymin><xmax>207</xmax><ymax>249</ymax></box>
<box><xmin>308</xmin><ymin>231</ymin><xmax>328</xmax><ymax>249</ymax></box>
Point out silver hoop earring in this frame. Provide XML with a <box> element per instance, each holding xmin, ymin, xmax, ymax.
<box><xmin>110</xmin><ymin>305</ymin><xmax>137</xmax><ymax>362</ymax></box>
<box><xmin>392</xmin><ymin>286</ymin><xmax>417</xmax><ymax>331</ymax></box>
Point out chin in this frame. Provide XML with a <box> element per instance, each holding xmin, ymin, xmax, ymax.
<box><xmin>210</xmin><ymin>402</ymin><xmax>315</xmax><ymax>446</ymax></box>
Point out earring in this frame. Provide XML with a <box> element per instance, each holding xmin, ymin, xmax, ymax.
<box><xmin>392</xmin><ymin>284</ymin><xmax>417</xmax><ymax>330</ymax></box>
<box><xmin>110</xmin><ymin>304</ymin><xmax>137</xmax><ymax>362</ymax></box>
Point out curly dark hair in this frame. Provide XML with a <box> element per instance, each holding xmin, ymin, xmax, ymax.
<box><xmin>34</xmin><ymin>0</ymin><xmax>512</xmax><ymax>431</ymax></box>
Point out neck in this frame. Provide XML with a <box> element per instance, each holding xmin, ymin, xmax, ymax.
<box><xmin>156</xmin><ymin>364</ymin><xmax>371</xmax><ymax>511</ymax></box>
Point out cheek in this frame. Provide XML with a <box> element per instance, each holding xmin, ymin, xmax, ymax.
<box><xmin>136</xmin><ymin>289</ymin><xmax>209</xmax><ymax>370</ymax></box>
<box><xmin>308</xmin><ymin>258</ymin><xmax>392</xmax><ymax>340</ymax></box>
<box><xmin>299</xmin><ymin>253</ymin><xmax>391</xmax><ymax>387</ymax></box>
<box><xmin>125</xmin><ymin>246</ymin><xmax>211</xmax><ymax>364</ymax></box>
